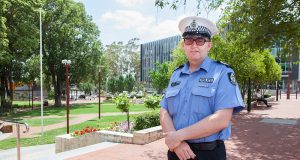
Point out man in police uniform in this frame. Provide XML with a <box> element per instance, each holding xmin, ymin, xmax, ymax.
<box><xmin>160</xmin><ymin>16</ymin><xmax>244</xmax><ymax>160</ymax></box>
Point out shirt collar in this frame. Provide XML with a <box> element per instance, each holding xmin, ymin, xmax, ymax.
<box><xmin>180</xmin><ymin>57</ymin><xmax>212</xmax><ymax>75</ymax></box>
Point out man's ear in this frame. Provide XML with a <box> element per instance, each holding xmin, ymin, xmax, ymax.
<box><xmin>181</xmin><ymin>41</ymin><xmax>184</xmax><ymax>47</ymax></box>
<box><xmin>207</xmin><ymin>42</ymin><xmax>212</xmax><ymax>50</ymax></box>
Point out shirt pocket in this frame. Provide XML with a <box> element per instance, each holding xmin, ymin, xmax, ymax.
<box><xmin>191</xmin><ymin>87</ymin><xmax>215</xmax><ymax>118</ymax></box>
<box><xmin>165</xmin><ymin>88</ymin><xmax>180</xmax><ymax>115</ymax></box>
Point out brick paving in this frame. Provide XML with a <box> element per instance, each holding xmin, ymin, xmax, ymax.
<box><xmin>67</xmin><ymin>95</ymin><xmax>300</xmax><ymax>160</ymax></box>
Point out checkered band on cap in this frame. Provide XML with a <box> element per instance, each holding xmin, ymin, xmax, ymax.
<box><xmin>184</xmin><ymin>20</ymin><xmax>212</xmax><ymax>37</ymax></box>
<box><xmin>178</xmin><ymin>16</ymin><xmax>218</xmax><ymax>38</ymax></box>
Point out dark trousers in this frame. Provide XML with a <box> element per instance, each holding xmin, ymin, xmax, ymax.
<box><xmin>257</xmin><ymin>98</ymin><xmax>268</xmax><ymax>106</ymax></box>
<box><xmin>167</xmin><ymin>141</ymin><xmax>226</xmax><ymax>160</ymax></box>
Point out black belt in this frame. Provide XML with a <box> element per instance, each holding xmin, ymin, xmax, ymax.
<box><xmin>188</xmin><ymin>140</ymin><xmax>224</xmax><ymax>151</ymax></box>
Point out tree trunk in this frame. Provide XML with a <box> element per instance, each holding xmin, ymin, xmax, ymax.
<box><xmin>54</xmin><ymin>80</ymin><xmax>62</xmax><ymax>107</ymax></box>
<box><xmin>8</xmin><ymin>69</ymin><xmax>13</xmax><ymax>102</ymax></box>
<box><xmin>0</xmin><ymin>76</ymin><xmax>5</xmax><ymax>111</ymax></box>
<box><xmin>50</xmin><ymin>65</ymin><xmax>62</xmax><ymax>107</ymax></box>
<box><xmin>247</xmin><ymin>78</ymin><xmax>252</xmax><ymax>113</ymax></box>
<box><xmin>32</xmin><ymin>82</ymin><xmax>34</xmax><ymax>110</ymax></box>
<box><xmin>127</xmin><ymin>111</ymin><xmax>130</xmax><ymax>132</ymax></box>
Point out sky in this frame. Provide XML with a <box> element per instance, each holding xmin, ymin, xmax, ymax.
<box><xmin>74</xmin><ymin>0</ymin><xmax>223</xmax><ymax>46</ymax></box>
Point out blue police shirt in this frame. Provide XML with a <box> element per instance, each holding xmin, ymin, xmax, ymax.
<box><xmin>160</xmin><ymin>57</ymin><xmax>244</xmax><ymax>143</ymax></box>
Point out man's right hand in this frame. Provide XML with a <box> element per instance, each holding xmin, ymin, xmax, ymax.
<box><xmin>173</xmin><ymin>141</ymin><xmax>196</xmax><ymax>160</ymax></box>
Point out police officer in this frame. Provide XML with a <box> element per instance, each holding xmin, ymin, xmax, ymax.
<box><xmin>160</xmin><ymin>16</ymin><xmax>244</xmax><ymax>160</ymax></box>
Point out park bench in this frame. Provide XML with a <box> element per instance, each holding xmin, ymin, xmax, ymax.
<box><xmin>252</xmin><ymin>96</ymin><xmax>274</xmax><ymax>107</ymax></box>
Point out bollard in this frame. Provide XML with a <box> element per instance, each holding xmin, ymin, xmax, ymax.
<box><xmin>280</xmin><ymin>90</ymin><xmax>281</xmax><ymax>99</ymax></box>
<box><xmin>16</xmin><ymin>123</ymin><xmax>21</xmax><ymax>160</ymax></box>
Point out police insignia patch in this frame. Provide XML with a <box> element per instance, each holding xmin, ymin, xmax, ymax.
<box><xmin>228</xmin><ymin>72</ymin><xmax>236</xmax><ymax>85</ymax></box>
<box><xmin>171</xmin><ymin>81</ymin><xmax>181</xmax><ymax>87</ymax></box>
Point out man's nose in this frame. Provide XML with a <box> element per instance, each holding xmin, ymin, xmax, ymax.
<box><xmin>191</xmin><ymin>40</ymin><xmax>198</xmax><ymax>47</ymax></box>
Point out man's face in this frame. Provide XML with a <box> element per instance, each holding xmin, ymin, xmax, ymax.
<box><xmin>182</xmin><ymin>36</ymin><xmax>212</xmax><ymax>62</ymax></box>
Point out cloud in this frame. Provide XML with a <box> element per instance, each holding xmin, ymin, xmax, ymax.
<box><xmin>115</xmin><ymin>0</ymin><xmax>144</xmax><ymax>7</ymax></box>
<box><xmin>101</xmin><ymin>10</ymin><xmax>182</xmax><ymax>43</ymax></box>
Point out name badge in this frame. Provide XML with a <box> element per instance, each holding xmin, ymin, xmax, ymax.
<box><xmin>199</xmin><ymin>78</ymin><xmax>214</xmax><ymax>83</ymax></box>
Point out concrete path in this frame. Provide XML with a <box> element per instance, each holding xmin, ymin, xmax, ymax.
<box><xmin>0</xmin><ymin>142</ymin><xmax>118</xmax><ymax>160</ymax></box>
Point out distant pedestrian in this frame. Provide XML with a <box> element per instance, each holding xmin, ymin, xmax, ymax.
<box><xmin>255</xmin><ymin>89</ymin><xmax>271</xmax><ymax>107</ymax></box>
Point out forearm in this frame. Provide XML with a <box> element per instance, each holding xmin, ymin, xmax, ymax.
<box><xmin>177</xmin><ymin>109</ymin><xmax>233</xmax><ymax>141</ymax></box>
<box><xmin>160</xmin><ymin>108</ymin><xmax>176</xmax><ymax>133</ymax></box>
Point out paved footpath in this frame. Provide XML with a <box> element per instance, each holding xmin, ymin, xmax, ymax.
<box><xmin>67</xmin><ymin>95</ymin><xmax>300</xmax><ymax>160</ymax></box>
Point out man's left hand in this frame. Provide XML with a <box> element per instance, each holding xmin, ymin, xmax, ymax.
<box><xmin>164</xmin><ymin>131</ymin><xmax>182</xmax><ymax>151</ymax></box>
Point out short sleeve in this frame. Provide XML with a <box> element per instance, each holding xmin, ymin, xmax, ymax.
<box><xmin>159</xmin><ymin>70</ymin><xmax>178</xmax><ymax>110</ymax></box>
<box><xmin>214</xmin><ymin>69</ymin><xmax>245</xmax><ymax>114</ymax></box>
<box><xmin>160</xmin><ymin>93</ymin><xmax>168</xmax><ymax>110</ymax></box>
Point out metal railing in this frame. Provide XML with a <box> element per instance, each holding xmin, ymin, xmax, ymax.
<box><xmin>0</xmin><ymin>120</ymin><xmax>29</xmax><ymax>160</ymax></box>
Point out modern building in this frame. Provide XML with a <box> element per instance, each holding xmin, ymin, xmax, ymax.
<box><xmin>270</xmin><ymin>44</ymin><xmax>300</xmax><ymax>93</ymax></box>
<box><xmin>140</xmin><ymin>35</ymin><xmax>181</xmax><ymax>88</ymax></box>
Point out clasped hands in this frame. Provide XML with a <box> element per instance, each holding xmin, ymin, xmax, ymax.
<box><xmin>164</xmin><ymin>131</ymin><xmax>196</xmax><ymax>160</ymax></box>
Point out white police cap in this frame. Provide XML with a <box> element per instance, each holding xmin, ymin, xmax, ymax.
<box><xmin>178</xmin><ymin>16</ymin><xmax>218</xmax><ymax>38</ymax></box>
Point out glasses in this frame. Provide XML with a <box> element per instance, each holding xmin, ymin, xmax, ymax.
<box><xmin>183</xmin><ymin>37</ymin><xmax>210</xmax><ymax>46</ymax></box>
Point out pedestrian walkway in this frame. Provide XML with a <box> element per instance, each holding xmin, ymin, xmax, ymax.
<box><xmin>66</xmin><ymin>96</ymin><xmax>300</xmax><ymax>160</ymax></box>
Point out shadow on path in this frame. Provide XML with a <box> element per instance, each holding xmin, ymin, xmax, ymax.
<box><xmin>227</xmin><ymin>112</ymin><xmax>300</xmax><ymax>160</ymax></box>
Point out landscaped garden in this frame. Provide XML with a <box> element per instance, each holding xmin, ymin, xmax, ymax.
<box><xmin>0</xmin><ymin>99</ymin><xmax>160</xmax><ymax>150</ymax></box>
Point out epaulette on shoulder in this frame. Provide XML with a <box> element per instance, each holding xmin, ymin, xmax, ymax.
<box><xmin>174</xmin><ymin>65</ymin><xmax>184</xmax><ymax>72</ymax></box>
<box><xmin>216</xmin><ymin>60</ymin><xmax>232</xmax><ymax>68</ymax></box>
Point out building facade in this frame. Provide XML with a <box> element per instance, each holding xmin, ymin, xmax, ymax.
<box><xmin>140</xmin><ymin>35</ymin><xmax>181</xmax><ymax>88</ymax></box>
<box><xmin>270</xmin><ymin>44</ymin><xmax>300</xmax><ymax>93</ymax></box>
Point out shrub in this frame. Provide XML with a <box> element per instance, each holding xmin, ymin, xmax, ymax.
<box><xmin>47</xmin><ymin>90</ymin><xmax>55</xmax><ymax>100</ymax></box>
<box><xmin>133</xmin><ymin>112</ymin><xmax>160</xmax><ymax>130</ymax></box>
<box><xmin>144</xmin><ymin>95</ymin><xmax>162</xmax><ymax>110</ymax></box>
<box><xmin>113</xmin><ymin>93</ymin><xmax>131</xmax><ymax>132</ymax></box>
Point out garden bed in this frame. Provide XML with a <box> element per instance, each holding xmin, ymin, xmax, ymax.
<box><xmin>55</xmin><ymin>126</ymin><xmax>163</xmax><ymax>153</ymax></box>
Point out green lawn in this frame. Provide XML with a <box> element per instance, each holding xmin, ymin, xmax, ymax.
<box><xmin>19</xmin><ymin>117</ymin><xmax>73</xmax><ymax>127</ymax></box>
<box><xmin>10</xmin><ymin>103</ymin><xmax>154</xmax><ymax>118</ymax></box>
<box><xmin>0</xmin><ymin>114</ymin><xmax>129</xmax><ymax>150</ymax></box>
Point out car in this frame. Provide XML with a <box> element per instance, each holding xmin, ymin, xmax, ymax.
<box><xmin>78</xmin><ymin>95</ymin><xmax>86</xmax><ymax>99</ymax></box>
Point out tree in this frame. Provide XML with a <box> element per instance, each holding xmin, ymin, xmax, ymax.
<box><xmin>155</xmin><ymin>0</ymin><xmax>224</xmax><ymax>16</ymax></box>
<box><xmin>117</xmin><ymin>75</ymin><xmax>125</xmax><ymax>93</ymax></box>
<box><xmin>103</xmin><ymin>38</ymin><xmax>140</xmax><ymax>93</ymax></box>
<box><xmin>107</xmin><ymin>77</ymin><xmax>117</xmax><ymax>94</ymax></box>
<box><xmin>0</xmin><ymin>0</ymin><xmax>41</xmax><ymax>112</ymax></box>
<box><xmin>42</xmin><ymin>0</ymin><xmax>103</xmax><ymax>107</ymax></box>
<box><xmin>103</xmin><ymin>38</ymin><xmax>140</xmax><ymax>79</ymax></box>
<box><xmin>124</xmin><ymin>74</ymin><xmax>135</xmax><ymax>92</ymax></box>
<box><xmin>78</xmin><ymin>82</ymin><xmax>95</xmax><ymax>95</ymax></box>
<box><xmin>113</xmin><ymin>93</ymin><xmax>131</xmax><ymax>132</ymax></box>
<box><xmin>149</xmin><ymin>63</ymin><xmax>169</xmax><ymax>93</ymax></box>
<box><xmin>222</xmin><ymin>0</ymin><xmax>300</xmax><ymax>55</ymax></box>
<box><xmin>144</xmin><ymin>95</ymin><xmax>162</xmax><ymax>110</ymax></box>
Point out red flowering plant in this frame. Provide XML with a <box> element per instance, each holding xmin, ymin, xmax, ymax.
<box><xmin>72</xmin><ymin>126</ymin><xmax>99</xmax><ymax>137</ymax></box>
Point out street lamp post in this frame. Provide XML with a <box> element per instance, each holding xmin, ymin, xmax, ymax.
<box><xmin>98</xmin><ymin>70</ymin><xmax>101</xmax><ymax>119</ymax></box>
<box><xmin>62</xmin><ymin>59</ymin><xmax>71</xmax><ymax>134</ymax></box>
<box><xmin>287</xmin><ymin>54</ymin><xmax>291</xmax><ymax>100</ymax></box>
